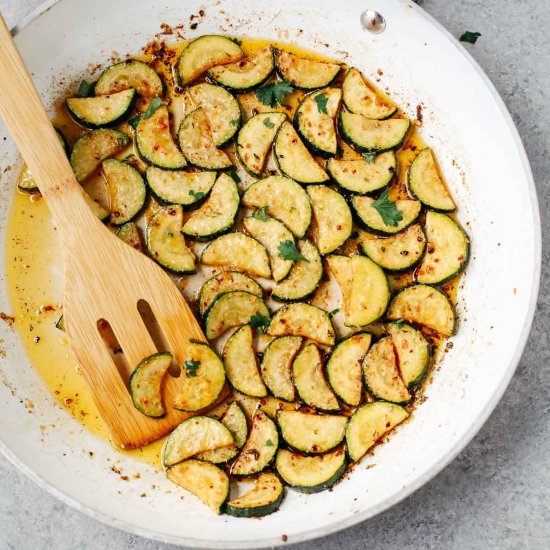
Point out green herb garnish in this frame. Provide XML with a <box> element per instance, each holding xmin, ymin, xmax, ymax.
<box><xmin>459</xmin><ymin>31</ymin><xmax>481</xmax><ymax>44</ymax></box>
<box><xmin>142</xmin><ymin>97</ymin><xmax>163</xmax><ymax>119</ymax></box>
<box><xmin>265</xmin><ymin>439</ymin><xmax>274</xmax><ymax>447</ymax></box>
<box><xmin>278</xmin><ymin>240</ymin><xmax>308</xmax><ymax>261</ymax></box>
<box><xmin>128</xmin><ymin>116</ymin><xmax>141</xmax><ymax>129</ymax></box>
<box><xmin>393</xmin><ymin>319</ymin><xmax>406</xmax><ymax>328</ymax></box>
<box><xmin>77</xmin><ymin>79</ymin><xmax>93</xmax><ymax>98</ymax></box>
<box><xmin>230</xmin><ymin>118</ymin><xmax>240</xmax><ymax>127</ymax></box>
<box><xmin>372</xmin><ymin>188</ymin><xmax>403</xmax><ymax>227</ymax></box>
<box><xmin>252</xmin><ymin>206</ymin><xmax>271</xmax><ymax>221</ymax></box>
<box><xmin>362</xmin><ymin>151</ymin><xmax>377</xmax><ymax>163</ymax></box>
<box><xmin>314</xmin><ymin>93</ymin><xmax>329</xmax><ymax>114</ymax></box>
<box><xmin>184</xmin><ymin>359</ymin><xmax>201</xmax><ymax>378</ymax></box>
<box><xmin>263</xmin><ymin>118</ymin><xmax>275</xmax><ymax>129</ymax></box>
<box><xmin>250</xmin><ymin>311</ymin><xmax>270</xmax><ymax>329</ymax></box>
<box><xmin>189</xmin><ymin>189</ymin><xmax>205</xmax><ymax>201</ymax></box>
<box><xmin>256</xmin><ymin>80</ymin><xmax>293</xmax><ymax>108</ymax></box>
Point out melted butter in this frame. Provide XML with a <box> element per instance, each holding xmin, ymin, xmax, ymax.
<box><xmin>6</xmin><ymin>37</ymin><xmax>460</xmax><ymax>467</ymax></box>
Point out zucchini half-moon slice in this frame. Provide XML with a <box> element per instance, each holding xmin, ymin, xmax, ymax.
<box><xmin>408</xmin><ymin>147</ymin><xmax>456</xmax><ymax>211</ymax></box>
<box><xmin>224</xmin><ymin>472</ymin><xmax>284</xmax><ymax>518</ymax></box>
<box><xmin>237</xmin><ymin>112</ymin><xmax>286</xmax><ymax>176</ymax></box>
<box><xmin>101</xmin><ymin>159</ymin><xmax>146</xmax><ymax>225</ymax></box>
<box><xmin>276</xmin><ymin>448</ymin><xmax>346</xmax><ymax>493</ymax></box>
<box><xmin>362</xmin><ymin>336</ymin><xmax>410</xmax><ymax>404</ymax></box>
<box><xmin>342</xmin><ymin>68</ymin><xmax>396</xmax><ymax>120</ymax></box>
<box><xmin>70</xmin><ymin>128</ymin><xmax>130</xmax><ymax>182</ymax></box>
<box><xmin>268</xmin><ymin>303</ymin><xmax>335</xmax><ymax>346</ymax></box>
<box><xmin>277</xmin><ymin>410</ymin><xmax>347</xmax><ymax>454</ymax></box>
<box><xmin>204</xmin><ymin>290</ymin><xmax>270</xmax><ymax>341</ymax></box>
<box><xmin>129</xmin><ymin>352</ymin><xmax>172</xmax><ymax>417</ymax></box>
<box><xmin>116</xmin><ymin>222</ymin><xmax>143</xmax><ymax>251</ymax></box>
<box><xmin>177</xmin><ymin>35</ymin><xmax>245</xmax><ymax>86</ymax></box>
<box><xmin>145</xmin><ymin>166</ymin><xmax>217</xmax><ymax>206</ymax></box>
<box><xmin>351</xmin><ymin>196</ymin><xmax>421</xmax><ymax>235</ymax></box>
<box><xmin>199</xmin><ymin>271</ymin><xmax>263</xmax><ymax>317</ymax></box>
<box><xmin>346</xmin><ymin>402</ymin><xmax>409</xmax><ymax>462</ymax></box>
<box><xmin>186</xmin><ymin>83</ymin><xmax>241</xmax><ymax>147</ymax></box>
<box><xmin>136</xmin><ymin>105</ymin><xmax>187</xmax><ymax>169</ymax></box>
<box><xmin>274</xmin><ymin>122</ymin><xmax>329</xmax><ymax>184</ymax></box>
<box><xmin>65</xmin><ymin>89</ymin><xmax>136</xmax><ymax>129</ymax></box>
<box><xmin>306</xmin><ymin>185</ymin><xmax>353</xmax><ymax>255</ymax></box>
<box><xmin>145</xmin><ymin>205</ymin><xmax>196</xmax><ymax>273</ymax></box>
<box><xmin>260</xmin><ymin>336</ymin><xmax>302</xmax><ymax>401</ymax></box>
<box><xmin>177</xmin><ymin>108</ymin><xmax>233</xmax><ymax>170</ymax></box>
<box><xmin>327</xmin><ymin>151</ymin><xmax>396</xmax><ymax>195</ymax></box>
<box><xmin>208</xmin><ymin>45</ymin><xmax>275</xmax><ymax>92</ymax></box>
<box><xmin>200</xmin><ymin>232</ymin><xmax>271</xmax><ymax>278</ymax></box>
<box><xmin>95</xmin><ymin>59</ymin><xmax>164</xmax><ymax>97</ymax></box>
<box><xmin>415</xmin><ymin>211</ymin><xmax>469</xmax><ymax>284</ymax></box>
<box><xmin>242</xmin><ymin>175</ymin><xmax>312</xmax><ymax>238</ymax></box>
<box><xmin>292</xmin><ymin>343</ymin><xmax>340</xmax><ymax>412</ymax></box>
<box><xmin>339</xmin><ymin>113</ymin><xmax>410</xmax><ymax>153</ymax></box>
<box><xmin>295</xmin><ymin>88</ymin><xmax>342</xmax><ymax>157</ymax></box>
<box><xmin>173</xmin><ymin>341</ymin><xmax>226</xmax><ymax>412</ymax></box>
<box><xmin>275</xmin><ymin>49</ymin><xmax>341</xmax><ymax>90</ymax></box>
<box><xmin>387</xmin><ymin>284</ymin><xmax>455</xmax><ymax>336</ymax></box>
<box><xmin>182</xmin><ymin>173</ymin><xmax>240</xmax><ymax>241</ymax></box>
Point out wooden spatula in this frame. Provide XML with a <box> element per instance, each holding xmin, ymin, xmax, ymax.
<box><xmin>0</xmin><ymin>15</ymin><xmax>225</xmax><ymax>449</ymax></box>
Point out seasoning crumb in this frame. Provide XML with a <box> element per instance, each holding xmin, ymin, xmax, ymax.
<box><xmin>281</xmin><ymin>535</ymin><xmax>288</xmax><ymax>542</ymax></box>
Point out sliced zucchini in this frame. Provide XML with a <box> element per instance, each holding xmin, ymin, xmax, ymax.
<box><xmin>292</xmin><ymin>343</ymin><xmax>340</xmax><ymax>412</ymax></box>
<box><xmin>295</xmin><ymin>88</ymin><xmax>341</xmax><ymax>157</ymax></box>
<box><xmin>173</xmin><ymin>341</ymin><xmax>226</xmax><ymax>412</ymax></box>
<box><xmin>224</xmin><ymin>325</ymin><xmax>267</xmax><ymax>397</ymax></box>
<box><xmin>326</xmin><ymin>332</ymin><xmax>372</xmax><ymax>407</ymax></box>
<box><xmin>351</xmin><ymin>196</ymin><xmax>421</xmax><ymax>235</ymax></box>
<box><xmin>325</xmin><ymin>255</ymin><xmax>352</xmax><ymax>321</ymax></box>
<box><xmin>408</xmin><ymin>148</ymin><xmax>456</xmax><ymax>211</ymax></box>
<box><xmin>342</xmin><ymin>68</ymin><xmax>396</xmax><ymax>120</ymax></box>
<box><xmin>237</xmin><ymin>112</ymin><xmax>286</xmax><ymax>176</ymax></box>
<box><xmin>162</xmin><ymin>416</ymin><xmax>234</xmax><ymax>467</ymax></box>
<box><xmin>274</xmin><ymin>122</ymin><xmax>329</xmax><ymax>184</ymax></box>
<box><xmin>243</xmin><ymin>216</ymin><xmax>294</xmax><ymax>282</ymax></box>
<box><xmin>275</xmin><ymin>50</ymin><xmax>340</xmax><ymax>90</ymax></box>
<box><xmin>187</xmin><ymin>83</ymin><xmax>241</xmax><ymax>147</ymax></box>
<box><xmin>95</xmin><ymin>59</ymin><xmax>163</xmax><ymax>97</ymax></box>
<box><xmin>268</xmin><ymin>303</ymin><xmax>335</xmax><ymax>346</ymax></box>
<box><xmin>178</xmin><ymin>35</ymin><xmax>244</xmax><ymax>86</ymax></box>
<box><xmin>242</xmin><ymin>176</ymin><xmax>312</xmax><ymax>238</ymax></box>
<box><xmin>271</xmin><ymin>240</ymin><xmax>323</xmax><ymax>302</ymax></box>
<box><xmin>276</xmin><ymin>448</ymin><xmax>346</xmax><ymax>493</ymax></box>
<box><xmin>208</xmin><ymin>45</ymin><xmax>274</xmax><ymax>92</ymax></box>
<box><xmin>359</xmin><ymin>223</ymin><xmax>426</xmax><ymax>271</ymax></box>
<box><xmin>197</xmin><ymin>401</ymin><xmax>248</xmax><ymax>463</ymax></box>
<box><xmin>71</xmin><ymin>129</ymin><xmax>129</xmax><ymax>182</ymax></box>
<box><xmin>306</xmin><ymin>185</ymin><xmax>352</xmax><ymax>254</ymax></box>
<box><xmin>136</xmin><ymin>105</ymin><xmax>187</xmax><ymax>169</ymax></box>
<box><xmin>347</xmin><ymin>255</ymin><xmax>390</xmax><ymax>327</ymax></box>
<box><xmin>83</xmin><ymin>190</ymin><xmax>110</xmax><ymax>221</ymax></box>
<box><xmin>224</xmin><ymin>472</ymin><xmax>283</xmax><ymax>518</ymax></box>
<box><xmin>204</xmin><ymin>290</ymin><xmax>269</xmax><ymax>341</ymax></box>
<box><xmin>201</xmin><ymin>233</ymin><xmax>271</xmax><ymax>278</ymax></box>
<box><xmin>65</xmin><ymin>89</ymin><xmax>136</xmax><ymax>129</ymax></box>
<box><xmin>362</xmin><ymin>336</ymin><xmax>410</xmax><ymax>404</ymax></box>
<box><xmin>327</xmin><ymin>151</ymin><xmax>396</xmax><ymax>194</ymax></box>
<box><xmin>146</xmin><ymin>205</ymin><xmax>196</xmax><ymax>273</ymax></box>
<box><xmin>387</xmin><ymin>284</ymin><xmax>455</xmax><ymax>337</ymax></box>
<box><xmin>339</xmin><ymin>113</ymin><xmax>410</xmax><ymax>152</ymax></box>
<box><xmin>387</xmin><ymin>321</ymin><xmax>430</xmax><ymax>387</ymax></box>
<box><xmin>146</xmin><ymin>166</ymin><xmax>217</xmax><ymax>206</ymax></box>
<box><xmin>101</xmin><ymin>159</ymin><xmax>146</xmax><ymax>225</ymax></box>
<box><xmin>55</xmin><ymin>314</ymin><xmax>65</xmax><ymax>331</ymax></box>
<box><xmin>54</xmin><ymin>127</ymin><xmax>70</xmax><ymax>156</ymax></box>
<box><xmin>416</xmin><ymin>212</ymin><xmax>469</xmax><ymax>284</ymax></box>
<box><xmin>346</xmin><ymin>402</ymin><xmax>409</xmax><ymax>462</ymax></box>
<box><xmin>116</xmin><ymin>222</ymin><xmax>143</xmax><ymax>252</ymax></box>
<box><xmin>260</xmin><ymin>336</ymin><xmax>302</xmax><ymax>401</ymax></box>
<box><xmin>166</xmin><ymin>459</ymin><xmax>229</xmax><ymax>514</ymax></box>
<box><xmin>129</xmin><ymin>352</ymin><xmax>172</xmax><ymax>417</ymax></box>
<box><xmin>277</xmin><ymin>410</ymin><xmax>347</xmax><ymax>454</ymax></box>
<box><xmin>231</xmin><ymin>410</ymin><xmax>278</xmax><ymax>475</ymax></box>
<box><xmin>199</xmin><ymin>271</ymin><xmax>263</xmax><ymax>317</ymax></box>
<box><xmin>178</xmin><ymin>108</ymin><xmax>232</xmax><ymax>170</ymax></box>
<box><xmin>182</xmin><ymin>173</ymin><xmax>239</xmax><ymax>241</ymax></box>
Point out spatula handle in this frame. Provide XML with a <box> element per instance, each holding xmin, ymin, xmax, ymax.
<box><xmin>0</xmin><ymin>13</ymin><xmax>94</xmax><ymax>227</ymax></box>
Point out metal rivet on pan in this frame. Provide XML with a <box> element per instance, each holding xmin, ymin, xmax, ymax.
<box><xmin>360</xmin><ymin>10</ymin><xmax>386</xmax><ymax>33</ymax></box>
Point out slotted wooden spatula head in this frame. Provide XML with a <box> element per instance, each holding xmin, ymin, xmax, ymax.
<box><xmin>0</xmin><ymin>14</ymin><xmax>223</xmax><ymax>449</ymax></box>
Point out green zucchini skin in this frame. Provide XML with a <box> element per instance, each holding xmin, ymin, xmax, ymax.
<box><xmin>95</xmin><ymin>59</ymin><xmax>164</xmax><ymax>97</ymax></box>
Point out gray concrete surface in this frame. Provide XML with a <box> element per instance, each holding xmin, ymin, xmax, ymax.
<box><xmin>1</xmin><ymin>0</ymin><xmax>549</xmax><ymax>548</ymax></box>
